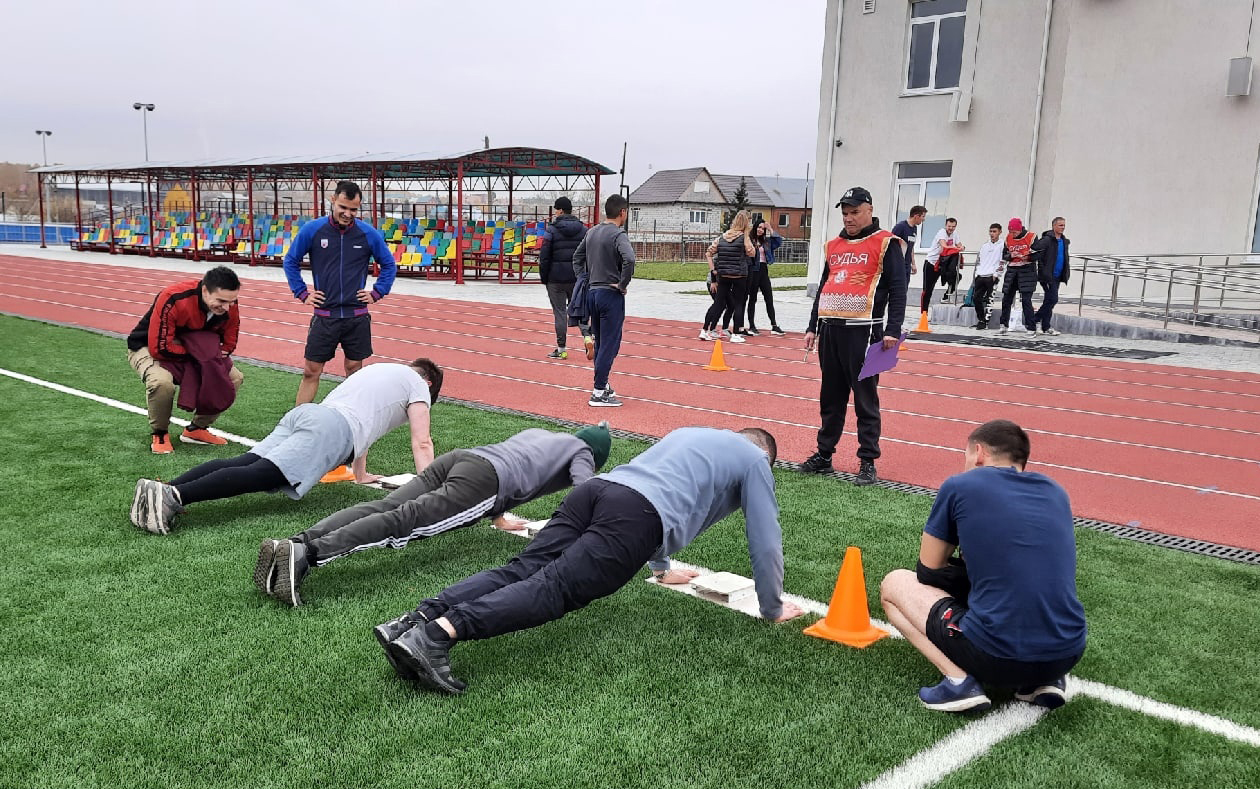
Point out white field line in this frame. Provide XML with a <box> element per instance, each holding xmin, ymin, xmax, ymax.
<box><xmin>859</xmin><ymin>703</ymin><xmax>1049</xmax><ymax>789</ymax></box>
<box><xmin>6</xmin><ymin>366</ymin><xmax>1259</xmax><ymax>788</ymax></box>
<box><xmin>0</xmin><ymin>367</ymin><xmax>257</xmax><ymax>448</ymax></box>
<box><xmin>1072</xmin><ymin>678</ymin><xmax>1260</xmax><ymax>747</ymax></box>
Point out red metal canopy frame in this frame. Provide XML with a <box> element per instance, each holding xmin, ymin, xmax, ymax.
<box><xmin>32</xmin><ymin>147</ymin><xmax>615</xmax><ymax>284</ymax></box>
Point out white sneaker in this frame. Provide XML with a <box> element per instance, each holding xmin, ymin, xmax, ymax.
<box><xmin>1045</xmin><ymin>328</ymin><xmax>1061</xmax><ymax>336</ymax></box>
<box><xmin>698</xmin><ymin>329</ymin><xmax>713</xmax><ymax>341</ymax></box>
<box><xmin>998</xmin><ymin>325</ymin><xmax>1009</xmax><ymax>335</ymax></box>
<box><xmin>1035</xmin><ymin>328</ymin><xmax>1044</xmax><ymax>336</ymax></box>
<box><xmin>728</xmin><ymin>333</ymin><xmax>746</xmax><ymax>343</ymax></box>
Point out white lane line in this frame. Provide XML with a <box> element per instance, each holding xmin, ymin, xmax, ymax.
<box><xmin>0</xmin><ymin>367</ymin><xmax>257</xmax><ymax>448</ymax></box>
<box><xmin>3</xmin><ymin>362</ymin><xmax>1258</xmax><ymax>788</ymax></box>
<box><xmin>859</xmin><ymin>703</ymin><xmax>1049</xmax><ymax>789</ymax></box>
<box><xmin>1072</xmin><ymin>678</ymin><xmax>1260</xmax><ymax>747</ymax></box>
<box><xmin>7</xmin><ymin>289</ymin><xmax>1260</xmax><ymax>440</ymax></box>
<box><xmin>12</xmin><ymin>263</ymin><xmax>1260</xmax><ymax>394</ymax></box>
<box><xmin>364</xmin><ymin>351</ymin><xmax>1260</xmax><ymax>502</ymax></box>
<box><xmin>8</xmin><ymin>276</ymin><xmax>1260</xmax><ymax>417</ymax></box>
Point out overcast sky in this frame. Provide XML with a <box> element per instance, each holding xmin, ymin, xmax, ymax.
<box><xmin>4</xmin><ymin>0</ymin><xmax>826</xmax><ymax>189</ymax></box>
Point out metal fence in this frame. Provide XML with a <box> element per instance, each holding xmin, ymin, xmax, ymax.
<box><xmin>943</xmin><ymin>251</ymin><xmax>1260</xmax><ymax>335</ymax></box>
<box><xmin>628</xmin><ymin>230</ymin><xmax>809</xmax><ymax>264</ymax></box>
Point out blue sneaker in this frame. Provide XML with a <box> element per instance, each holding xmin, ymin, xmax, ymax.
<box><xmin>1016</xmin><ymin>676</ymin><xmax>1068</xmax><ymax>709</ymax></box>
<box><xmin>918</xmin><ymin>676</ymin><xmax>992</xmax><ymax>713</ymax></box>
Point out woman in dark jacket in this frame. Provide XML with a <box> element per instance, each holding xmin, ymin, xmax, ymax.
<box><xmin>700</xmin><ymin>210</ymin><xmax>755</xmax><ymax>342</ymax></box>
<box><xmin>746</xmin><ymin>218</ymin><xmax>785</xmax><ymax>336</ymax></box>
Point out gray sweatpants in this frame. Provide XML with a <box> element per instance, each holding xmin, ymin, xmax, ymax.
<box><xmin>295</xmin><ymin>450</ymin><xmax>499</xmax><ymax>565</ymax></box>
<box><xmin>545</xmin><ymin>281</ymin><xmax>590</xmax><ymax>348</ymax></box>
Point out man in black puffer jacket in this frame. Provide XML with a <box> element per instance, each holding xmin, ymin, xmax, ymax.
<box><xmin>539</xmin><ymin>197</ymin><xmax>591</xmax><ymax>360</ymax></box>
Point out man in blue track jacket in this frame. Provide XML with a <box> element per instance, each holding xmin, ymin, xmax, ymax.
<box><xmin>283</xmin><ymin>181</ymin><xmax>398</xmax><ymax>404</ymax></box>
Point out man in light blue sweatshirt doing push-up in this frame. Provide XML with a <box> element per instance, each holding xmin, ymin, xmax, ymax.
<box><xmin>375</xmin><ymin>425</ymin><xmax>805</xmax><ymax>695</ymax></box>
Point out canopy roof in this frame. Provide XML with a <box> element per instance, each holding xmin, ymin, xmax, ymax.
<box><xmin>31</xmin><ymin>146</ymin><xmax>615</xmax><ymax>182</ymax></box>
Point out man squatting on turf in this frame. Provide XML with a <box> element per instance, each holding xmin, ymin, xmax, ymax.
<box><xmin>880</xmin><ymin>419</ymin><xmax>1087</xmax><ymax>713</ymax></box>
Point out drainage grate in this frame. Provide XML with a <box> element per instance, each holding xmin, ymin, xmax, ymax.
<box><xmin>916</xmin><ymin>332</ymin><xmax>1173</xmax><ymax>359</ymax></box>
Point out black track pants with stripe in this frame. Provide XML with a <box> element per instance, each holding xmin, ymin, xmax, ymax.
<box><xmin>296</xmin><ymin>450</ymin><xmax>498</xmax><ymax>565</ymax></box>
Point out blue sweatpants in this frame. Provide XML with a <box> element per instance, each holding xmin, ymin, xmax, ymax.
<box><xmin>587</xmin><ymin>286</ymin><xmax>625</xmax><ymax>391</ymax></box>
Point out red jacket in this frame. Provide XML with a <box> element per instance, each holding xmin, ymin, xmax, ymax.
<box><xmin>127</xmin><ymin>279</ymin><xmax>240</xmax><ymax>360</ymax></box>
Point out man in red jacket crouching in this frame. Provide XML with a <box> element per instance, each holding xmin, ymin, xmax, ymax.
<box><xmin>126</xmin><ymin>266</ymin><xmax>244</xmax><ymax>454</ymax></box>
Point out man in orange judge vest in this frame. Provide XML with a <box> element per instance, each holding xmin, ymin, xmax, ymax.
<box><xmin>800</xmin><ymin>187</ymin><xmax>908</xmax><ymax>486</ymax></box>
<box><xmin>998</xmin><ymin>218</ymin><xmax>1039</xmax><ymax>336</ymax></box>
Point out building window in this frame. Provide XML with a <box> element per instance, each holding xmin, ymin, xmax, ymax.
<box><xmin>751</xmin><ymin>212</ymin><xmax>764</xmax><ymax>223</ymax></box>
<box><xmin>631</xmin><ymin>208</ymin><xmax>640</xmax><ymax>221</ymax></box>
<box><xmin>893</xmin><ymin>161</ymin><xmax>952</xmax><ymax>250</ymax></box>
<box><xmin>689</xmin><ymin>209</ymin><xmax>708</xmax><ymax>224</ymax></box>
<box><xmin>801</xmin><ymin>213</ymin><xmax>812</xmax><ymax>228</ymax></box>
<box><xmin>778</xmin><ymin>213</ymin><xmax>789</xmax><ymax>227</ymax></box>
<box><xmin>905</xmin><ymin>0</ymin><xmax>966</xmax><ymax>93</ymax></box>
<box><xmin>693</xmin><ymin>181</ymin><xmax>710</xmax><ymax>194</ymax></box>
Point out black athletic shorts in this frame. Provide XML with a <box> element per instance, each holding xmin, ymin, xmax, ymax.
<box><xmin>305</xmin><ymin>314</ymin><xmax>373</xmax><ymax>363</ymax></box>
<box><xmin>926</xmin><ymin>597</ymin><xmax>1082</xmax><ymax>688</ymax></box>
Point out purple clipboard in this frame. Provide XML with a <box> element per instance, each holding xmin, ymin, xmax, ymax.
<box><xmin>858</xmin><ymin>333</ymin><xmax>908</xmax><ymax>380</ymax></box>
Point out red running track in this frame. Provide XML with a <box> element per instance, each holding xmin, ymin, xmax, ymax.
<box><xmin>3</xmin><ymin>255</ymin><xmax>1259</xmax><ymax>550</ymax></box>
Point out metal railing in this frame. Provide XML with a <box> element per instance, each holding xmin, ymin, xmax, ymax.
<box><xmin>1070</xmin><ymin>254</ymin><xmax>1260</xmax><ymax>333</ymax></box>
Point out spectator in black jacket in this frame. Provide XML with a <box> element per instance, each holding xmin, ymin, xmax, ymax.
<box><xmin>1032</xmin><ymin>217</ymin><xmax>1071</xmax><ymax>337</ymax></box>
<box><xmin>538</xmin><ymin>197</ymin><xmax>591</xmax><ymax>360</ymax></box>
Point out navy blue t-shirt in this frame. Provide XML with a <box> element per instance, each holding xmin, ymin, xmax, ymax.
<box><xmin>924</xmin><ymin>466</ymin><xmax>1087</xmax><ymax>661</ymax></box>
<box><xmin>891</xmin><ymin>220</ymin><xmax>918</xmax><ymax>273</ymax></box>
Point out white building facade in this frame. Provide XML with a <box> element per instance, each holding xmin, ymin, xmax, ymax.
<box><xmin>809</xmin><ymin>0</ymin><xmax>1260</xmax><ymax>279</ymax></box>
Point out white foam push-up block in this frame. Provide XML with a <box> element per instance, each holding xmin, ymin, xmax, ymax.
<box><xmin>647</xmin><ymin>570</ymin><xmax>764</xmax><ymax>618</ymax></box>
<box><xmin>690</xmin><ymin>571</ymin><xmax>756</xmax><ymax>603</ymax></box>
<box><xmin>373</xmin><ymin>473</ymin><xmax>417</xmax><ymax>490</ymax></box>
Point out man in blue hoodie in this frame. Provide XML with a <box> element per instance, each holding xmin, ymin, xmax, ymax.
<box><xmin>283</xmin><ymin>181</ymin><xmax>398</xmax><ymax>405</ymax></box>
<box><xmin>374</xmin><ymin>426</ymin><xmax>803</xmax><ymax>694</ymax></box>
<box><xmin>538</xmin><ymin>196</ymin><xmax>591</xmax><ymax>360</ymax></box>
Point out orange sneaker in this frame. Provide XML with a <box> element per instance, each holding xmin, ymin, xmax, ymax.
<box><xmin>180</xmin><ymin>427</ymin><xmax>228</xmax><ymax>446</ymax></box>
<box><xmin>151</xmin><ymin>434</ymin><xmax>174</xmax><ymax>454</ymax></box>
<box><xmin>320</xmin><ymin>465</ymin><xmax>357</xmax><ymax>484</ymax></box>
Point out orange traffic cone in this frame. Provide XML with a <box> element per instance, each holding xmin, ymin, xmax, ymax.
<box><xmin>702</xmin><ymin>339</ymin><xmax>733</xmax><ymax>372</ymax></box>
<box><xmin>319</xmin><ymin>465</ymin><xmax>357</xmax><ymax>484</ymax></box>
<box><xmin>804</xmin><ymin>546</ymin><xmax>889</xmax><ymax>648</ymax></box>
<box><xmin>913</xmin><ymin>310</ymin><xmax>932</xmax><ymax>333</ymax></box>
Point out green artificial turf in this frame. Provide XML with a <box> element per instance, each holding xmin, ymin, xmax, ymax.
<box><xmin>0</xmin><ymin>314</ymin><xmax>1257</xmax><ymax>788</ymax></box>
<box><xmin>631</xmin><ymin>262</ymin><xmax>808</xmax><ymax>282</ymax></box>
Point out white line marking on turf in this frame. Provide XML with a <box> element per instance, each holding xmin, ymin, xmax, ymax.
<box><xmin>6</xmin><ymin>365</ymin><xmax>1258</xmax><ymax>787</ymax></box>
<box><xmin>859</xmin><ymin>703</ymin><xmax>1049</xmax><ymax>789</ymax></box>
<box><xmin>0</xmin><ymin>367</ymin><xmax>257</xmax><ymax>447</ymax></box>
<box><xmin>1072</xmin><ymin>678</ymin><xmax>1260</xmax><ymax>746</ymax></box>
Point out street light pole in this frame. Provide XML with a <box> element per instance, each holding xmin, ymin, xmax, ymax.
<box><xmin>132</xmin><ymin>102</ymin><xmax>155</xmax><ymax>161</ymax></box>
<box><xmin>35</xmin><ymin>130</ymin><xmax>53</xmax><ymax>228</ymax></box>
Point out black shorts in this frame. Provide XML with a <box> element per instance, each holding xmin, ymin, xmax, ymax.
<box><xmin>305</xmin><ymin>314</ymin><xmax>373</xmax><ymax>363</ymax></box>
<box><xmin>926</xmin><ymin>597</ymin><xmax>1082</xmax><ymax>688</ymax></box>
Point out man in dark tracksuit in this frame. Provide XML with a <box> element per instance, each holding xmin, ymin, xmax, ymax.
<box><xmin>1032</xmin><ymin>217</ymin><xmax>1071</xmax><ymax>336</ymax></box>
<box><xmin>800</xmin><ymin>187</ymin><xmax>907</xmax><ymax>486</ymax></box>
<box><xmin>538</xmin><ymin>196</ymin><xmax>591</xmax><ymax>360</ymax></box>
<box><xmin>573</xmin><ymin>194</ymin><xmax>635</xmax><ymax>408</ymax></box>
<box><xmin>283</xmin><ymin>181</ymin><xmax>398</xmax><ymax>405</ymax></box>
<box><xmin>374</xmin><ymin>426</ymin><xmax>803</xmax><ymax>694</ymax></box>
<box><xmin>256</xmin><ymin>424</ymin><xmax>612</xmax><ymax>607</ymax></box>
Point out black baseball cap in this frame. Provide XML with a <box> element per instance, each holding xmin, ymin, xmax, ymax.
<box><xmin>554</xmin><ymin>196</ymin><xmax>573</xmax><ymax>212</ymax></box>
<box><xmin>836</xmin><ymin>187</ymin><xmax>873</xmax><ymax>207</ymax></box>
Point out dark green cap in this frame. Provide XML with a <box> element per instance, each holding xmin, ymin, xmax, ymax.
<box><xmin>574</xmin><ymin>422</ymin><xmax>612</xmax><ymax>469</ymax></box>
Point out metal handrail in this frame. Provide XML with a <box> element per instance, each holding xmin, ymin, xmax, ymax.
<box><xmin>1071</xmin><ymin>253</ymin><xmax>1260</xmax><ymax>332</ymax></box>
